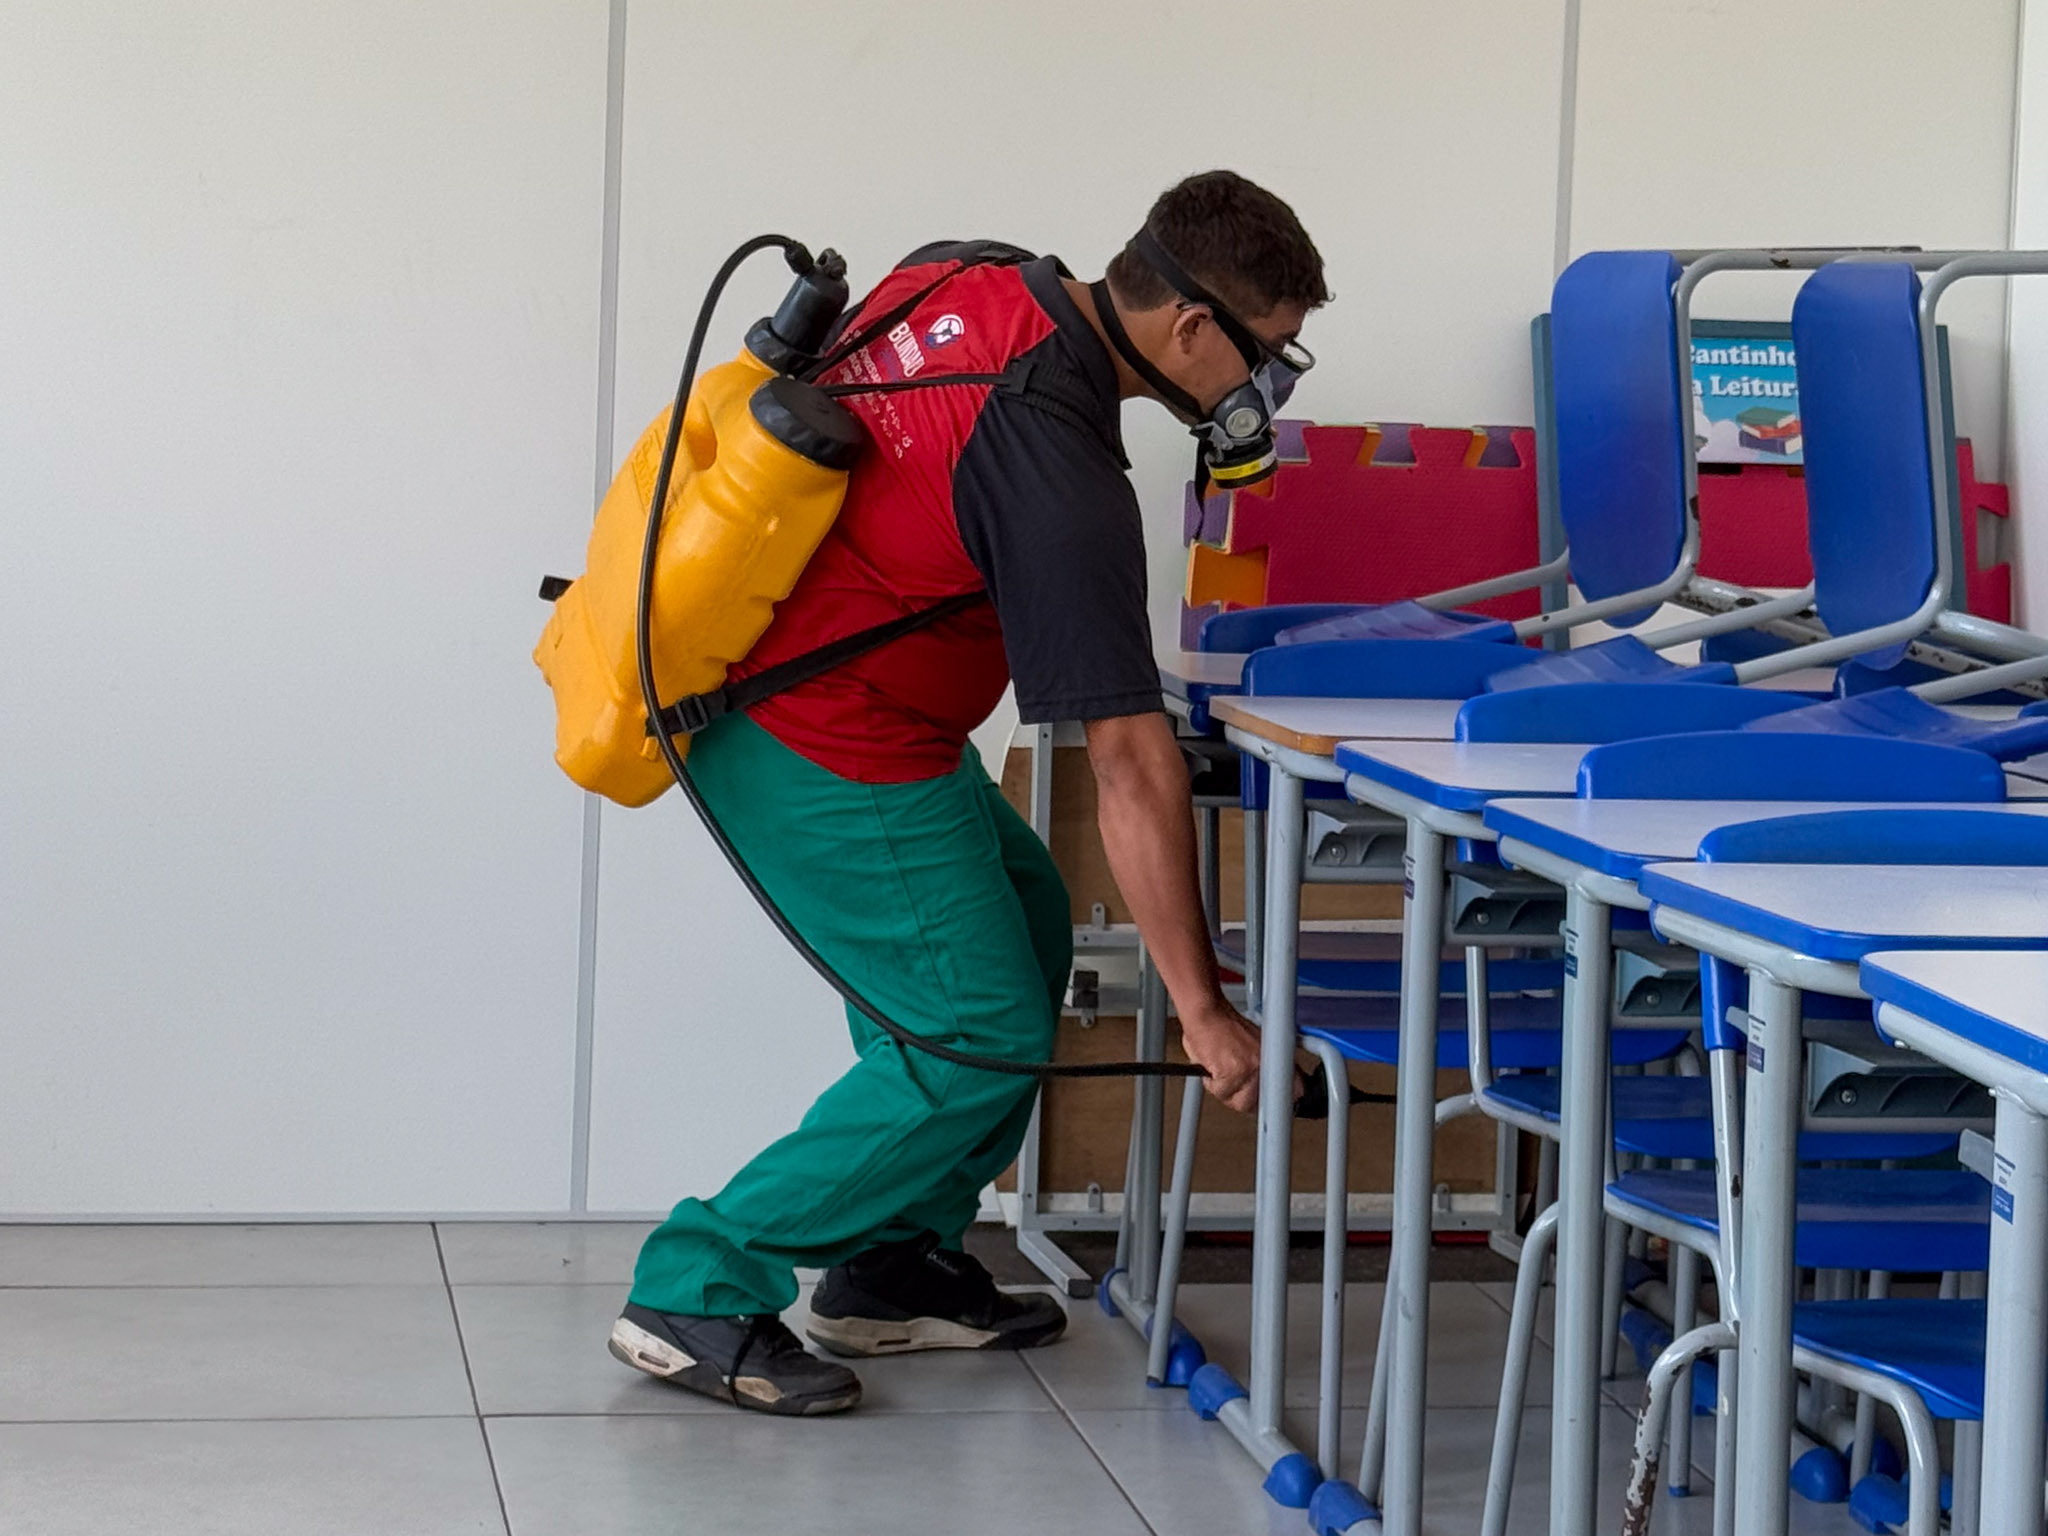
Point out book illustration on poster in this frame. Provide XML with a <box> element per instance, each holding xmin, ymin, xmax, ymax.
<box><xmin>1735</xmin><ymin>404</ymin><xmax>1802</xmax><ymax>456</ymax></box>
<box><xmin>1691</xmin><ymin>331</ymin><xmax>1802</xmax><ymax>466</ymax></box>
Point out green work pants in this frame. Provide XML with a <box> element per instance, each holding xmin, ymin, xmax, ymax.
<box><xmin>630</xmin><ymin>714</ymin><xmax>1070</xmax><ymax>1318</ymax></box>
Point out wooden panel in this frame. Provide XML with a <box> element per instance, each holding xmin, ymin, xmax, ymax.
<box><xmin>996</xmin><ymin>743</ymin><xmax>1493</xmax><ymax>1199</ymax></box>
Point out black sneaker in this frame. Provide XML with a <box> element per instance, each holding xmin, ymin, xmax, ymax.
<box><xmin>609</xmin><ymin>1304</ymin><xmax>862</xmax><ymax>1415</ymax></box>
<box><xmin>805</xmin><ymin>1231</ymin><xmax>1068</xmax><ymax>1357</ymax></box>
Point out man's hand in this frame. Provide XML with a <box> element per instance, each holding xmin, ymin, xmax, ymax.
<box><xmin>1087</xmin><ymin>711</ymin><xmax>1282</xmax><ymax>1117</ymax></box>
<box><xmin>1179</xmin><ymin>999</ymin><xmax>1265</xmax><ymax>1114</ymax></box>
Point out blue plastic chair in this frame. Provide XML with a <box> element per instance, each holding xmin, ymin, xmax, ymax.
<box><xmin>1607</xmin><ymin>807</ymin><xmax>2048</xmax><ymax>1536</ymax></box>
<box><xmin>1480</xmin><ymin>761</ymin><xmax>2010</xmax><ymax>1531</ymax></box>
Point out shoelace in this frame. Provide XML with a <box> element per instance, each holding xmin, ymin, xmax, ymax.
<box><xmin>924</xmin><ymin>1245</ymin><xmax>998</xmax><ymax>1301</ymax></box>
<box><xmin>722</xmin><ymin>1314</ymin><xmax>802</xmax><ymax>1411</ymax></box>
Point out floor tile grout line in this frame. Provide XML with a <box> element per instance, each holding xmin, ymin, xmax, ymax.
<box><xmin>1021</xmin><ymin>1351</ymin><xmax>1165</xmax><ymax>1536</ymax></box>
<box><xmin>0</xmin><ymin>1413</ymin><xmax>496</xmax><ymax>1428</ymax></box>
<box><xmin>435</xmin><ymin>1224</ymin><xmax>515</xmax><ymax>1536</ymax></box>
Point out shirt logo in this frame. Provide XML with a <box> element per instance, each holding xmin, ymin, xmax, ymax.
<box><xmin>926</xmin><ymin>313</ymin><xmax>965</xmax><ymax>348</ymax></box>
<box><xmin>887</xmin><ymin>321</ymin><xmax>926</xmax><ymax>377</ymax></box>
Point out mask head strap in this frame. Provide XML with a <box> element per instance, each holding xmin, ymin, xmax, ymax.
<box><xmin>1087</xmin><ymin>279</ymin><xmax>1205</xmax><ymax>423</ymax></box>
<box><xmin>1131</xmin><ymin>227</ymin><xmax>1266</xmax><ymax>371</ymax></box>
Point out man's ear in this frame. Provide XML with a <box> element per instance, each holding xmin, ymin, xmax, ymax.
<box><xmin>1166</xmin><ymin>304</ymin><xmax>1209</xmax><ymax>355</ymax></box>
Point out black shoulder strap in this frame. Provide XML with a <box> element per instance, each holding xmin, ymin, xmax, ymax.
<box><xmin>822</xmin><ymin>357</ymin><xmax>1112</xmax><ymax>454</ymax></box>
<box><xmin>651</xmin><ymin>591</ymin><xmax>986</xmax><ymax>739</ymax></box>
<box><xmin>648</xmin><ymin>247</ymin><xmax>1105</xmax><ymax>736</ymax></box>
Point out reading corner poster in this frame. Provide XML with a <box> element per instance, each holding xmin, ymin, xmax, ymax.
<box><xmin>1691</xmin><ymin>335</ymin><xmax>1801</xmax><ymax>466</ymax></box>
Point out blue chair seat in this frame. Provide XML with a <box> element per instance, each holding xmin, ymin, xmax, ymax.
<box><xmin>1748</xmin><ymin>688</ymin><xmax>2048</xmax><ymax>762</ymax></box>
<box><xmin>1274</xmin><ymin>601</ymin><xmax>1515</xmax><ymax>646</ymax></box>
<box><xmin>1480</xmin><ymin>1074</ymin><xmax>1958</xmax><ymax>1161</ymax></box>
<box><xmin>1793</xmin><ymin>1300</ymin><xmax>1990</xmax><ymax>1421</ymax></box>
<box><xmin>1484</xmin><ymin>635</ymin><xmax>1735</xmax><ymax>693</ymax></box>
<box><xmin>1608</xmin><ymin>1168</ymin><xmax>1988</xmax><ymax>1273</ymax></box>
<box><xmin>1297</xmin><ymin>992</ymin><xmax>1689</xmax><ymax>1071</ymax></box>
<box><xmin>1215</xmin><ymin>927</ymin><xmax>1564</xmax><ymax>994</ymax></box>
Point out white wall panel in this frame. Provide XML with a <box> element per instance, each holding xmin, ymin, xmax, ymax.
<box><xmin>586</xmin><ymin>0</ymin><xmax>1570</xmax><ymax>1212</ymax></box>
<box><xmin>0</xmin><ymin>2</ymin><xmax>608</xmax><ymax>1212</ymax></box>
<box><xmin>2006</xmin><ymin>0</ymin><xmax>2048</xmax><ymax>629</ymax></box>
<box><xmin>1571</xmin><ymin>0</ymin><xmax>2020</xmax><ymax>477</ymax></box>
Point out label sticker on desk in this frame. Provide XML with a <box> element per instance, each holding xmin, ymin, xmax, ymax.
<box><xmin>1402</xmin><ymin>852</ymin><xmax>1414</xmax><ymax>900</ymax></box>
<box><xmin>1994</xmin><ymin>1153</ymin><xmax>2017</xmax><ymax>1224</ymax></box>
<box><xmin>1562</xmin><ymin>926</ymin><xmax>1578</xmax><ymax>978</ymax></box>
<box><xmin>1747</xmin><ymin>1038</ymin><xmax>1765</xmax><ymax>1074</ymax></box>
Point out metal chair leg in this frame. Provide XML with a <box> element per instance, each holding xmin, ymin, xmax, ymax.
<box><xmin>1600</xmin><ymin>1214</ymin><xmax>1629</xmax><ymax>1379</ymax></box>
<box><xmin>1482</xmin><ymin>1200</ymin><xmax>1559</xmax><ymax>1536</ymax></box>
<box><xmin>1146</xmin><ymin>1075</ymin><xmax>1205</xmax><ymax>1385</ymax></box>
<box><xmin>1312</xmin><ymin>1036</ymin><xmax>1351</xmax><ymax>1478</ymax></box>
<box><xmin>1665</xmin><ymin>1240</ymin><xmax>1701</xmax><ymax>1493</ymax></box>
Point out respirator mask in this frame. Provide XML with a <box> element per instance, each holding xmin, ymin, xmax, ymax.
<box><xmin>1089</xmin><ymin>225</ymin><xmax>1314</xmax><ymax>492</ymax></box>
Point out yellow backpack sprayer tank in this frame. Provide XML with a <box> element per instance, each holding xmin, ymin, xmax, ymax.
<box><xmin>534</xmin><ymin>244</ymin><xmax>860</xmax><ymax>807</ymax></box>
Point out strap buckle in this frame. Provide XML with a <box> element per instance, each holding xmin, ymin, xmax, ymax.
<box><xmin>651</xmin><ymin>689</ymin><xmax>727</xmax><ymax>738</ymax></box>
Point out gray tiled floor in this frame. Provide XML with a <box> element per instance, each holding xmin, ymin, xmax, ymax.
<box><xmin>0</xmin><ymin>1222</ymin><xmax>1870</xmax><ymax>1535</ymax></box>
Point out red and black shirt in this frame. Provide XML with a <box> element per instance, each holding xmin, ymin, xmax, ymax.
<box><xmin>730</xmin><ymin>243</ymin><xmax>1163</xmax><ymax>783</ymax></box>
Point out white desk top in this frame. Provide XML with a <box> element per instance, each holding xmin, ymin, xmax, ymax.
<box><xmin>1210</xmin><ymin>696</ymin><xmax>1465</xmax><ymax>753</ymax></box>
<box><xmin>1641</xmin><ymin>861</ymin><xmax>2048</xmax><ymax>961</ymax></box>
<box><xmin>1485</xmin><ymin>798</ymin><xmax>2048</xmax><ymax>880</ymax></box>
<box><xmin>1158</xmin><ymin>650</ymin><xmax>1249</xmax><ymax>695</ymax></box>
<box><xmin>1863</xmin><ymin>950</ymin><xmax>2048</xmax><ymax>1075</ymax></box>
<box><xmin>1336</xmin><ymin>740</ymin><xmax>1585</xmax><ymax>811</ymax></box>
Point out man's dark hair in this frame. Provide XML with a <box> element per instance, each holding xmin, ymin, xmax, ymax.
<box><xmin>1106</xmin><ymin>170</ymin><xmax>1331</xmax><ymax>318</ymax></box>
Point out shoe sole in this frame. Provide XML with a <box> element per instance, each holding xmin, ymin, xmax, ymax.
<box><xmin>607</xmin><ymin>1318</ymin><xmax>862</xmax><ymax>1416</ymax></box>
<box><xmin>804</xmin><ymin>1309</ymin><xmax>1067</xmax><ymax>1359</ymax></box>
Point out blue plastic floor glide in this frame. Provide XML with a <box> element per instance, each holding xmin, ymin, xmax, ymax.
<box><xmin>1747</xmin><ymin>687</ymin><xmax>2048</xmax><ymax>760</ymax></box>
<box><xmin>1097</xmin><ymin>1267</ymin><xmax>1124</xmax><ymax>1319</ymax></box>
<box><xmin>1186</xmin><ymin>1363</ymin><xmax>1247</xmax><ymax>1421</ymax></box>
<box><xmin>1617</xmin><ymin>1306</ymin><xmax>1673</xmax><ymax>1377</ymax></box>
<box><xmin>1263</xmin><ymin>1452</ymin><xmax>1322</xmax><ymax>1509</ymax></box>
<box><xmin>1308</xmin><ymin>1478</ymin><xmax>1380</xmax><ymax>1534</ymax></box>
<box><xmin>1275</xmin><ymin>600</ymin><xmax>1515</xmax><ymax>647</ymax></box>
<box><xmin>1848</xmin><ymin>1473</ymin><xmax>1906</xmax><ymax>1532</ymax></box>
<box><xmin>1791</xmin><ymin>1443</ymin><xmax>1850</xmax><ymax>1503</ymax></box>
<box><xmin>1162</xmin><ymin>1324</ymin><xmax>1205</xmax><ymax>1387</ymax></box>
<box><xmin>1483</xmin><ymin>635</ymin><xmax>1736</xmax><ymax>693</ymax></box>
<box><xmin>1138</xmin><ymin>1314</ymin><xmax>1207</xmax><ymax>1388</ymax></box>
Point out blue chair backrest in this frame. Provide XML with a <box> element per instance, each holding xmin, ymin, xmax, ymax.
<box><xmin>1549</xmin><ymin>251</ymin><xmax>1688</xmax><ymax>626</ymax></box>
<box><xmin>1198</xmin><ymin>603</ymin><xmax>1364</xmax><ymax>653</ymax></box>
<box><xmin>1242</xmin><ymin>638</ymin><xmax>1536</xmax><ymax>700</ymax></box>
<box><xmin>1577</xmin><ymin>731</ymin><xmax>2007</xmax><ymax>802</ymax></box>
<box><xmin>1455</xmin><ymin>682</ymin><xmax>1810</xmax><ymax>743</ymax></box>
<box><xmin>1697</xmin><ymin>807</ymin><xmax>2048</xmax><ymax>865</ymax></box>
<box><xmin>1791</xmin><ymin>262</ymin><xmax>1939</xmax><ymax>668</ymax></box>
<box><xmin>1691</xmin><ymin>805</ymin><xmax>2048</xmax><ymax>1049</ymax></box>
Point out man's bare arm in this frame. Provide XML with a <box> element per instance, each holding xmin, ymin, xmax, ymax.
<box><xmin>1085</xmin><ymin>711</ymin><xmax>1265</xmax><ymax>1112</ymax></box>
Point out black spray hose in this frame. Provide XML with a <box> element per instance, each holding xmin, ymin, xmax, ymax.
<box><xmin>634</xmin><ymin>235</ymin><xmax>1205</xmax><ymax>1081</ymax></box>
